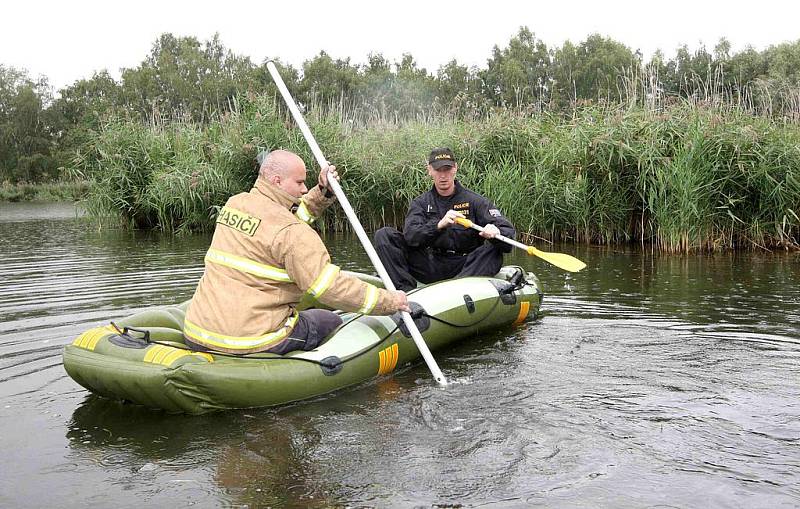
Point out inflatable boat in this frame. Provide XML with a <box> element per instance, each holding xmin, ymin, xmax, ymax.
<box><xmin>62</xmin><ymin>266</ymin><xmax>543</xmax><ymax>414</ymax></box>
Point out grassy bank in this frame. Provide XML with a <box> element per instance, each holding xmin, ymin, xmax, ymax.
<box><xmin>71</xmin><ymin>95</ymin><xmax>800</xmax><ymax>252</ymax></box>
<box><xmin>0</xmin><ymin>181</ymin><xmax>89</xmax><ymax>202</ymax></box>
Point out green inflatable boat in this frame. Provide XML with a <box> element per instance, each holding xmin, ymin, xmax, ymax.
<box><xmin>62</xmin><ymin>266</ymin><xmax>543</xmax><ymax>414</ymax></box>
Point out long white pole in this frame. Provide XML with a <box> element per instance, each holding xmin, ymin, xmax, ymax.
<box><xmin>266</xmin><ymin>61</ymin><xmax>447</xmax><ymax>385</ymax></box>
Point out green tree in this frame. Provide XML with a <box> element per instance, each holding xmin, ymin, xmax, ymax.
<box><xmin>552</xmin><ymin>34</ymin><xmax>639</xmax><ymax>105</ymax></box>
<box><xmin>482</xmin><ymin>27</ymin><xmax>552</xmax><ymax>108</ymax></box>
<box><xmin>388</xmin><ymin>54</ymin><xmax>437</xmax><ymax>118</ymax></box>
<box><xmin>0</xmin><ymin>65</ymin><xmax>54</xmax><ymax>182</ymax></box>
<box><xmin>726</xmin><ymin>46</ymin><xmax>768</xmax><ymax>86</ymax></box>
<box><xmin>763</xmin><ymin>40</ymin><xmax>800</xmax><ymax>83</ymax></box>
<box><xmin>119</xmin><ymin>33</ymin><xmax>256</xmax><ymax>122</ymax></box>
<box><xmin>251</xmin><ymin>58</ymin><xmax>301</xmax><ymax>102</ymax></box>
<box><xmin>434</xmin><ymin>59</ymin><xmax>487</xmax><ymax>115</ymax></box>
<box><xmin>47</xmin><ymin>71</ymin><xmax>122</xmax><ymax>160</ymax></box>
<box><xmin>356</xmin><ymin>52</ymin><xmax>396</xmax><ymax>117</ymax></box>
<box><xmin>298</xmin><ymin>51</ymin><xmax>360</xmax><ymax>108</ymax></box>
<box><xmin>669</xmin><ymin>44</ymin><xmax>715</xmax><ymax>97</ymax></box>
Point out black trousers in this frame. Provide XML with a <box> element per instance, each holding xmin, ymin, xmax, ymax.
<box><xmin>374</xmin><ymin>227</ymin><xmax>505</xmax><ymax>292</ymax></box>
<box><xmin>185</xmin><ymin>309</ymin><xmax>342</xmax><ymax>355</ymax></box>
<box><xmin>267</xmin><ymin>309</ymin><xmax>343</xmax><ymax>355</ymax></box>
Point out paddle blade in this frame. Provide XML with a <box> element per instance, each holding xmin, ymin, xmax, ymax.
<box><xmin>526</xmin><ymin>246</ymin><xmax>587</xmax><ymax>272</ymax></box>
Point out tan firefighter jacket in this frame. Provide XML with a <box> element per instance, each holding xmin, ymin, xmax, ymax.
<box><xmin>183</xmin><ymin>177</ymin><xmax>397</xmax><ymax>354</ymax></box>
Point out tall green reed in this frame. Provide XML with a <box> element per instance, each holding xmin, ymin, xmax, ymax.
<box><xmin>71</xmin><ymin>93</ymin><xmax>800</xmax><ymax>251</ymax></box>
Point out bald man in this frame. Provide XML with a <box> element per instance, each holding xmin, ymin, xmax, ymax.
<box><xmin>184</xmin><ymin>150</ymin><xmax>410</xmax><ymax>355</ymax></box>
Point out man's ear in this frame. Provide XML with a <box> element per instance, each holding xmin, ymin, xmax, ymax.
<box><xmin>269</xmin><ymin>174</ymin><xmax>281</xmax><ymax>186</ymax></box>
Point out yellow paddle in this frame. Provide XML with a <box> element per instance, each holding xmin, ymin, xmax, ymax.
<box><xmin>455</xmin><ymin>217</ymin><xmax>587</xmax><ymax>273</ymax></box>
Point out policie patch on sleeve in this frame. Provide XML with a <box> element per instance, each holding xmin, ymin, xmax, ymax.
<box><xmin>216</xmin><ymin>206</ymin><xmax>261</xmax><ymax>236</ymax></box>
<box><xmin>489</xmin><ymin>208</ymin><xmax>503</xmax><ymax>217</ymax></box>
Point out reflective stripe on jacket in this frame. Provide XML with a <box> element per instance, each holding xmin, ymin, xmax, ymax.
<box><xmin>184</xmin><ymin>177</ymin><xmax>397</xmax><ymax>354</ymax></box>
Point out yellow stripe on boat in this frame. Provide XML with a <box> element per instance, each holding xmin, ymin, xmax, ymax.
<box><xmin>379</xmin><ymin>349</ymin><xmax>387</xmax><ymax>374</ymax></box>
<box><xmin>72</xmin><ymin>325</ymin><xmax>116</xmax><ymax>351</ymax></box>
<box><xmin>514</xmin><ymin>301</ymin><xmax>530</xmax><ymax>325</ymax></box>
<box><xmin>390</xmin><ymin>343</ymin><xmax>398</xmax><ymax>373</ymax></box>
<box><xmin>144</xmin><ymin>345</ymin><xmax>178</xmax><ymax>366</ymax></box>
<box><xmin>163</xmin><ymin>349</ymin><xmax>185</xmax><ymax>366</ymax></box>
<box><xmin>378</xmin><ymin>343</ymin><xmax>399</xmax><ymax>375</ymax></box>
<box><xmin>144</xmin><ymin>345</ymin><xmax>165</xmax><ymax>364</ymax></box>
<box><xmin>143</xmin><ymin>345</ymin><xmax>196</xmax><ymax>367</ymax></box>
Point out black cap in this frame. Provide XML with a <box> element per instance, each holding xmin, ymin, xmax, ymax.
<box><xmin>428</xmin><ymin>147</ymin><xmax>456</xmax><ymax>169</ymax></box>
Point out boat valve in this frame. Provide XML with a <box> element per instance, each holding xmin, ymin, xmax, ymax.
<box><xmin>319</xmin><ymin>356</ymin><xmax>343</xmax><ymax>376</ymax></box>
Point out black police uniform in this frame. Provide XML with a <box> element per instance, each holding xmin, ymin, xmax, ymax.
<box><xmin>374</xmin><ymin>180</ymin><xmax>515</xmax><ymax>291</ymax></box>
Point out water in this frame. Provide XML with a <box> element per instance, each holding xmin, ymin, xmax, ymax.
<box><xmin>1</xmin><ymin>202</ymin><xmax>798</xmax><ymax>508</ymax></box>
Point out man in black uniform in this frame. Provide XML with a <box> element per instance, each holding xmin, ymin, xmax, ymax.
<box><xmin>374</xmin><ymin>147</ymin><xmax>515</xmax><ymax>291</ymax></box>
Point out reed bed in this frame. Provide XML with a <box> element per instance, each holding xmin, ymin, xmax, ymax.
<box><xmin>72</xmin><ymin>95</ymin><xmax>800</xmax><ymax>252</ymax></box>
<box><xmin>0</xmin><ymin>180</ymin><xmax>89</xmax><ymax>202</ymax></box>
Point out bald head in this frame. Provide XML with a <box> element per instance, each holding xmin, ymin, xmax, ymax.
<box><xmin>259</xmin><ymin>150</ymin><xmax>308</xmax><ymax>198</ymax></box>
<box><xmin>259</xmin><ymin>150</ymin><xmax>305</xmax><ymax>179</ymax></box>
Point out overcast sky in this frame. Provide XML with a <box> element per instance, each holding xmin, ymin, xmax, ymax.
<box><xmin>4</xmin><ymin>0</ymin><xmax>799</xmax><ymax>90</ymax></box>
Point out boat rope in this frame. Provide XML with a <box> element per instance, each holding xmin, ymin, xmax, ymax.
<box><xmin>109</xmin><ymin>269</ymin><xmax>531</xmax><ymax>368</ymax></box>
<box><xmin>417</xmin><ymin>268</ymin><xmax>533</xmax><ymax>329</ymax></box>
<box><xmin>421</xmin><ymin>295</ymin><xmax>503</xmax><ymax>329</ymax></box>
<box><xmin>113</xmin><ymin>320</ymin><xmax>402</xmax><ymax>368</ymax></box>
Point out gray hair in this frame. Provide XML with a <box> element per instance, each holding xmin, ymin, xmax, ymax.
<box><xmin>258</xmin><ymin>150</ymin><xmax>298</xmax><ymax>180</ymax></box>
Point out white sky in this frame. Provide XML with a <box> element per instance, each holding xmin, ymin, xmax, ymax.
<box><xmin>4</xmin><ymin>0</ymin><xmax>799</xmax><ymax>90</ymax></box>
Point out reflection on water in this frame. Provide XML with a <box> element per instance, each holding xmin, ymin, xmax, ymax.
<box><xmin>1</xmin><ymin>202</ymin><xmax>799</xmax><ymax>508</ymax></box>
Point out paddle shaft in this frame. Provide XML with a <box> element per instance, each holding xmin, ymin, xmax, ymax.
<box><xmin>266</xmin><ymin>62</ymin><xmax>447</xmax><ymax>385</ymax></box>
<box><xmin>460</xmin><ymin>221</ymin><xmax>528</xmax><ymax>250</ymax></box>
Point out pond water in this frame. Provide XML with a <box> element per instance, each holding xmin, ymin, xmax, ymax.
<box><xmin>1</xmin><ymin>202</ymin><xmax>798</xmax><ymax>508</ymax></box>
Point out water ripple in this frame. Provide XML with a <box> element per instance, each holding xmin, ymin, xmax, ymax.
<box><xmin>1</xmin><ymin>205</ymin><xmax>799</xmax><ymax>508</ymax></box>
